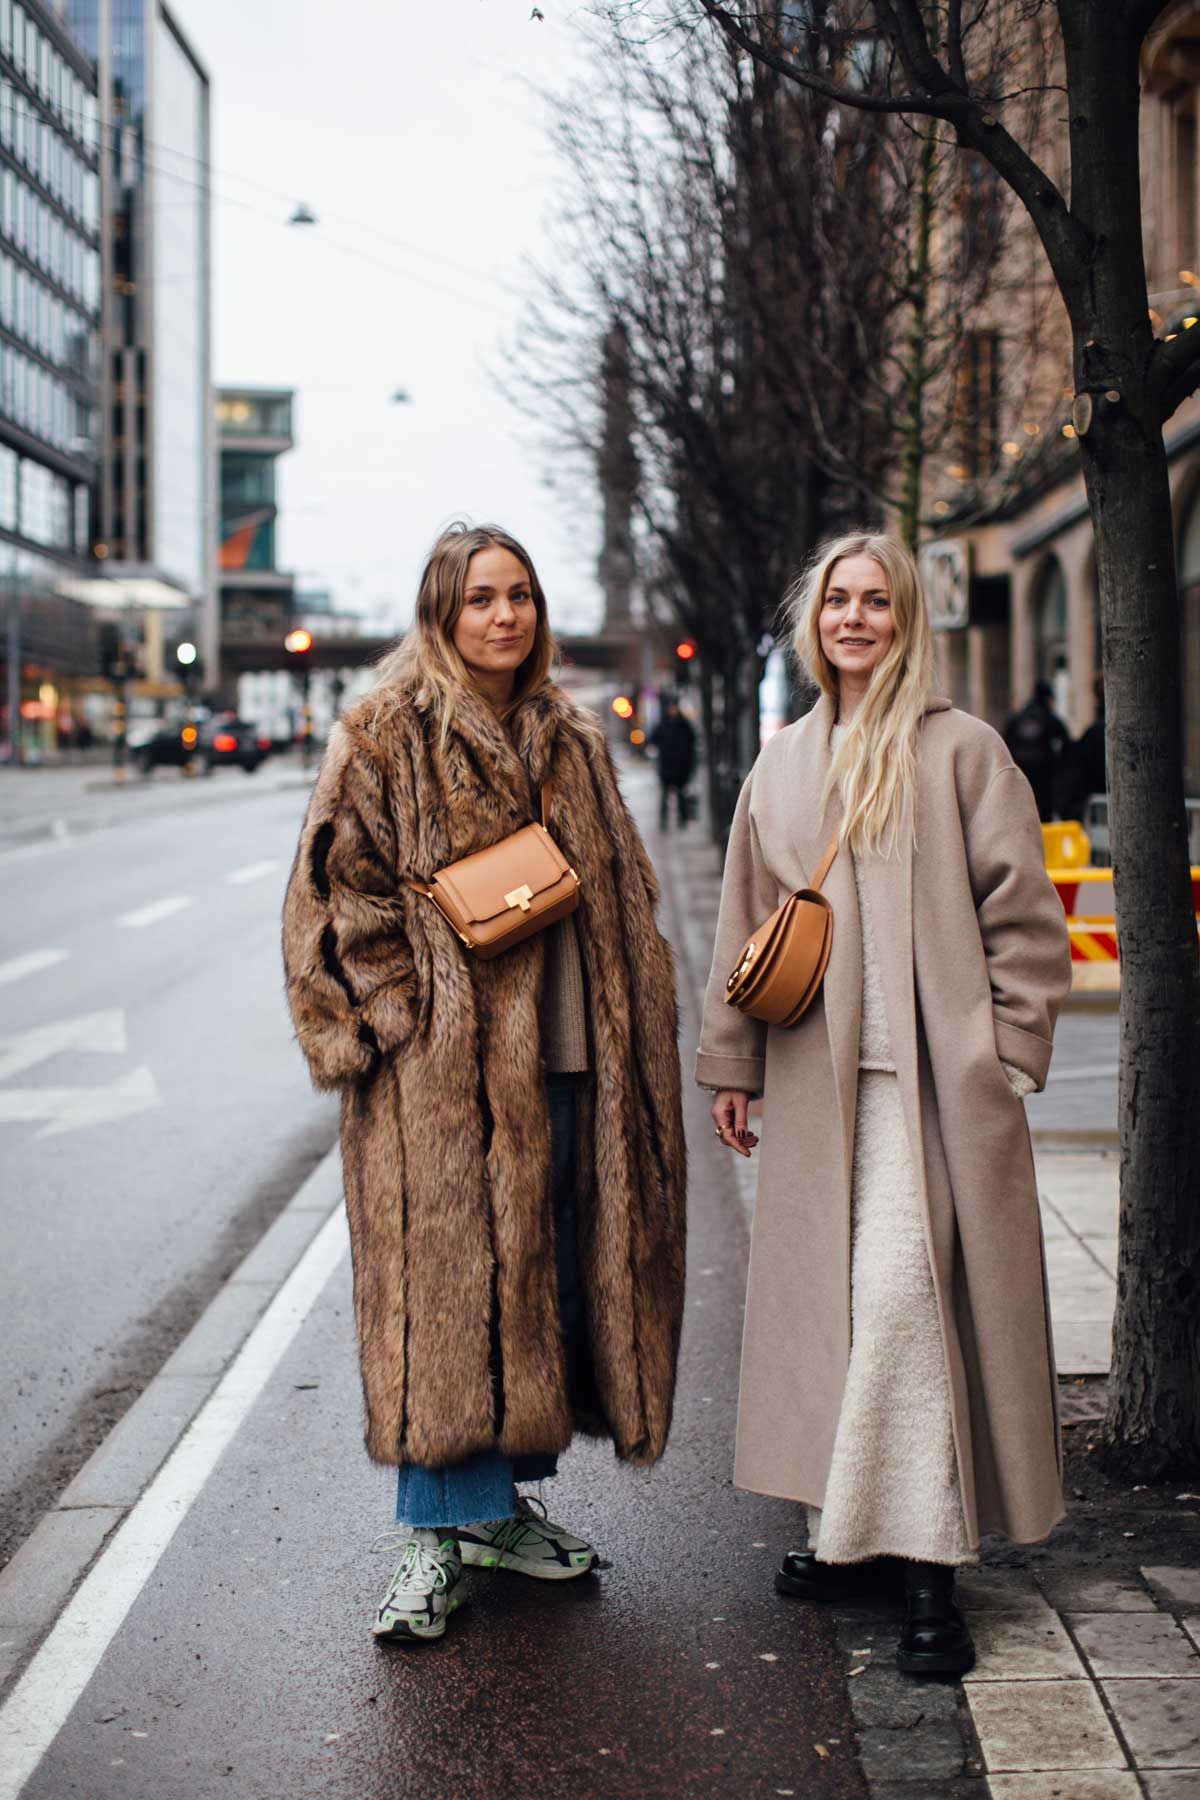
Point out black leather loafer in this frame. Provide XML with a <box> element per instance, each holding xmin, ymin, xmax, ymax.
<box><xmin>775</xmin><ymin>1550</ymin><xmax>900</xmax><ymax>1603</ymax></box>
<box><xmin>896</xmin><ymin>1564</ymin><xmax>976</xmax><ymax>1675</ymax></box>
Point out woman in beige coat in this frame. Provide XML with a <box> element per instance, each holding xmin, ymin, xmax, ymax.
<box><xmin>697</xmin><ymin>533</ymin><xmax>1071</xmax><ymax>1676</ymax></box>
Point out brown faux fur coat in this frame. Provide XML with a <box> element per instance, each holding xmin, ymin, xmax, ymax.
<box><xmin>282</xmin><ymin>678</ymin><xmax>687</xmax><ymax>1469</ymax></box>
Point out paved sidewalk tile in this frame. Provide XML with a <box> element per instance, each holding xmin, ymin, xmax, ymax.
<box><xmin>1142</xmin><ymin>1567</ymin><xmax>1200</xmax><ymax>1612</ymax></box>
<box><xmin>967</xmin><ymin>1678</ymin><xmax>1126</xmax><ymax>1772</ymax></box>
<box><xmin>987</xmin><ymin>1776</ymin><xmax>1141</xmax><ymax>1799</ymax></box>
<box><xmin>1068</xmin><ymin>1612</ymin><xmax>1200</xmax><ymax>1678</ymax></box>
<box><xmin>957</xmin><ymin>1570</ymin><xmax>1047</xmax><ymax>1612</ymax></box>
<box><xmin>1142</xmin><ymin>1776</ymin><xmax>1200</xmax><ymax>1797</ymax></box>
<box><xmin>965</xmin><ymin>1609</ymin><xmax>1087</xmax><ymax>1681</ymax></box>
<box><xmin>1040</xmin><ymin>1577</ymin><xmax>1157</xmax><ymax>1613</ymax></box>
<box><xmin>1051</xmin><ymin>1320</ymin><xmax>1114</xmax><ymax>1374</ymax></box>
<box><xmin>1100</xmin><ymin>1678</ymin><xmax>1200</xmax><ymax>1767</ymax></box>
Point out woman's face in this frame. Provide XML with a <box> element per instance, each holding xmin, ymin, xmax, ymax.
<box><xmin>452</xmin><ymin>545</ymin><xmax>539</xmax><ymax>684</ymax></box>
<box><xmin>818</xmin><ymin>554</ymin><xmax>896</xmax><ymax>684</ymax></box>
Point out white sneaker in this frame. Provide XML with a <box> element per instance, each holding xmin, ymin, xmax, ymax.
<box><xmin>457</xmin><ymin>1493</ymin><xmax>598</xmax><ymax>1581</ymax></box>
<box><xmin>372</xmin><ymin>1528</ymin><xmax>464</xmax><ymax>1641</ymax></box>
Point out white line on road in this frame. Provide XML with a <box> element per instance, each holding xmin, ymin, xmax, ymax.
<box><xmin>0</xmin><ymin>949</ymin><xmax>67</xmax><ymax>988</ymax></box>
<box><xmin>224</xmin><ymin>859</ymin><xmax>279</xmax><ymax>885</ymax></box>
<box><xmin>0</xmin><ymin>1204</ymin><xmax>349</xmax><ymax>1800</ymax></box>
<box><xmin>117</xmin><ymin>895</ymin><xmax>193</xmax><ymax>929</ymax></box>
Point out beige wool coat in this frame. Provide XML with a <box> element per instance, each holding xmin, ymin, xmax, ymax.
<box><xmin>282</xmin><ymin>680</ymin><xmax>686</xmax><ymax>1471</ymax></box>
<box><xmin>696</xmin><ymin>694</ymin><xmax>1073</xmax><ymax>1546</ymax></box>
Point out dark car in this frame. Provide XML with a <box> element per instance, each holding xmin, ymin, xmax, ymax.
<box><xmin>134</xmin><ymin>714</ymin><xmax>269</xmax><ymax>776</ymax></box>
<box><xmin>197</xmin><ymin>716</ymin><xmax>271</xmax><ymax>775</ymax></box>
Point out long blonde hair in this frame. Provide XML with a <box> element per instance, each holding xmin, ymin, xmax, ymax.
<box><xmin>784</xmin><ymin>531</ymin><xmax>936</xmax><ymax>856</ymax></box>
<box><xmin>373</xmin><ymin>521</ymin><xmax>556</xmax><ymax>736</ymax></box>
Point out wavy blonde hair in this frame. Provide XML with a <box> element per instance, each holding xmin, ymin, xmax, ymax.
<box><xmin>784</xmin><ymin>531</ymin><xmax>936</xmax><ymax>856</ymax></box>
<box><xmin>373</xmin><ymin>521</ymin><xmax>556</xmax><ymax>737</ymax></box>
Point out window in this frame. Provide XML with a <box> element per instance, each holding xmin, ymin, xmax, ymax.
<box><xmin>1177</xmin><ymin>97</ymin><xmax>1198</xmax><ymax>275</ymax></box>
<box><xmin>955</xmin><ymin>330</ymin><xmax>1001</xmax><ymax>480</ymax></box>
<box><xmin>1033</xmin><ymin>554</ymin><xmax>1070</xmax><ymax>717</ymax></box>
<box><xmin>0</xmin><ymin>444</ymin><xmax>15</xmax><ymax>531</ymax></box>
<box><xmin>0</xmin><ymin>0</ymin><xmax>10</xmax><ymax>61</ymax></box>
<box><xmin>0</xmin><ymin>81</ymin><xmax>10</xmax><ymax>150</ymax></box>
<box><xmin>11</xmin><ymin>5</ymin><xmax>23</xmax><ymax>75</ymax></box>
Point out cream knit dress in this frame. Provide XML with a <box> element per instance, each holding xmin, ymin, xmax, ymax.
<box><xmin>807</xmin><ymin>732</ymin><xmax>1034</xmax><ymax>1566</ymax></box>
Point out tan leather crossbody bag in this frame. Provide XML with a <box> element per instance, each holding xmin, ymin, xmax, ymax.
<box><xmin>405</xmin><ymin>782</ymin><xmax>580</xmax><ymax>960</ymax></box>
<box><xmin>724</xmin><ymin>832</ymin><xmax>839</xmax><ymax>1027</ymax></box>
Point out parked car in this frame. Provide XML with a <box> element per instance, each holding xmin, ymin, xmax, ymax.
<box><xmin>134</xmin><ymin>713</ymin><xmax>269</xmax><ymax>776</ymax></box>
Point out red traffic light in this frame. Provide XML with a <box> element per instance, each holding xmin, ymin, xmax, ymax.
<box><xmin>284</xmin><ymin>629</ymin><xmax>313</xmax><ymax>654</ymax></box>
<box><xmin>611</xmin><ymin>695</ymin><xmax>635</xmax><ymax>720</ymax></box>
<box><xmin>675</xmin><ymin>639</ymin><xmax>696</xmax><ymax>661</ymax></box>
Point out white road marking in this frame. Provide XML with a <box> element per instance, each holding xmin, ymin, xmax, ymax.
<box><xmin>0</xmin><ymin>948</ymin><xmax>67</xmax><ymax>988</ymax></box>
<box><xmin>0</xmin><ymin>1206</ymin><xmax>349</xmax><ymax>1800</ymax></box>
<box><xmin>117</xmin><ymin>895</ymin><xmax>193</xmax><ymax>929</ymax></box>
<box><xmin>0</xmin><ymin>1066</ymin><xmax>160</xmax><ymax>1137</ymax></box>
<box><xmin>225</xmin><ymin>860</ymin><xmax>279</xmax><ymax>886</ymax></box>
<box><xmin>0</xmin><ymin>1010</ymin><xmax>126</xmax><ymax>1083</ymax></box>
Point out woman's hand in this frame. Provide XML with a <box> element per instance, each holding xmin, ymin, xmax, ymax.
<box><xmin>711</xmin><ymin>1089</ymin><xmax>759</xmax><ymax>1158</ymax></box>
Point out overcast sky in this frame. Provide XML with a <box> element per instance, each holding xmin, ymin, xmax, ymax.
<box><xmin>167</xmin><ymin>0</ymin><xmax>601</xmax><ymax>638</ymax></box>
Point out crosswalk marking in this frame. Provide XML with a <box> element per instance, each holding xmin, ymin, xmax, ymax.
<box><xmin>118</xmin><ymin>896</ymin><xmax>193</xmax><ymax>929</ymax></box>
<box><xmin>0</xmin><ymin>948</ymin><xmax>67</xmax><ymax>988</ymax></box>
<box><xmin>225</xmin><ymin>860</ymin><xmax>279</xmax><ymax>886</ymax></box>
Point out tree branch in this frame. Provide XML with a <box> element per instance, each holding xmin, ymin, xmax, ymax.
<box><xmin>1149</xmin><ymin>321</ymin><xmax>1200</xmax><ymax>424</ymax></box>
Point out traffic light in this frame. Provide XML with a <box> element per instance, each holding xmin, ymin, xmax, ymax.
<box><xmin>675</xmin><ymin>638</ymin><xmax>697</xmax><ymax>686</ymax></box>
<box><xmin>285</xmin><ymin>629</ymin><xmax>315</xmax><ymax>765</ymax></box>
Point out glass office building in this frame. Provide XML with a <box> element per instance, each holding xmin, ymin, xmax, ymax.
<box><xmin>0</xmin><ymin>0</ymin><xmax>102</xmax><ymax>755</ymax></box>
<box><xmin>63</xmin><ymin>0</ymin><xmax>214</xmax><ymax>679</ymax></box>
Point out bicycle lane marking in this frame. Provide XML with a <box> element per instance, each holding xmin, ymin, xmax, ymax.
<box><xmin>0</xmin><ymin>1205</ymin><xmax>350</xmax><ymax>1800</ymax></box>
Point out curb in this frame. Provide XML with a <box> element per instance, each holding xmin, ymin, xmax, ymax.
<box><xmin>0</xmin><ymin>1147</ymin><xmax>343</xmax><ymax>1695</ymax></box>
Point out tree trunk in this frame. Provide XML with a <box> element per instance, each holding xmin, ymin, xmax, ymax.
<box><xmin>1058</xmin><ymin>8</ymin><xmax>1200</xmax><ymax>1474</ymax></box>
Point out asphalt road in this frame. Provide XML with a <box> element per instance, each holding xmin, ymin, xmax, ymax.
<box><xmin>2</xmin><ymin>760</ymin><xmax>867</xmax><ymax>1800</ymax></box>
<box><xmin>0</xmin><ymin>761</ymin><xmax>338</xmax><ymax>1565</ymax></box>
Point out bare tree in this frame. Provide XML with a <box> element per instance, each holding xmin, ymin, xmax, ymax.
<box><xmin>603</xmin><ymin>0</ymin><xmax>1199</xmax><ymax>1474</ymax></box>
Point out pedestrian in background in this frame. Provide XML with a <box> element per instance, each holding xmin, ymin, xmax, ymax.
<box><xmin>1003</xmin><ymin>679</ymin><xmax>1070</xmax><ymax>820</ymax></box>
<box><xmin>649</xmin><ymin>694</ymin><xmax>698</xmax><ymax>829</ymax></box>
<box><xmin>283</xmin><ymin>521</ymin><xmax>686</xmax><ymax>1644</ymax></box>
<box><xmin>1059</xmin><ymin>676</ymin><xmax>1107</xmax><ymax>824</ymax></box>
<box><xmin>698</xmin><ymin>532</ymin><xmax>1071</xmax><ymax>1677</ymax></box>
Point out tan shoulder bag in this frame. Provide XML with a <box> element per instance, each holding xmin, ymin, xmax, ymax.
<box><xmin>406</xmin><ymin>782</ymin><xmax>580</xmax><ymax>960</ymax></box>
<box><xmin>723</xmin><ymin>832</ymin><xmax>839</xmax><ymax>1027</ymax></box>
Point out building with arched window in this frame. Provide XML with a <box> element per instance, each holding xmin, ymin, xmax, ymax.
<box><xmin>919</xmin><ymin>2</ymin><xmax>1200</xmax><ymax>803</ymax></box>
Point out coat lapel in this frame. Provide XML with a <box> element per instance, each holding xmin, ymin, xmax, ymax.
<box><xmin>786</xmin><ymin>694</ymin><xmax>861</xmax><ymax>1205</ymax></box>
<box><xmin>858</xmin><ymin>697</ymin><xmax>953</xmax><ymax>1188</ymax></box>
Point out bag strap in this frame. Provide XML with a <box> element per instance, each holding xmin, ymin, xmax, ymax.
<box><xmin>810</xmin><ymin>830</ymin><xmax>840</xmax><ymax>892</ymax></box>
<box><xmin>404</xmin><ymin>781</ymin><xmax>553</xmax><ymax>900</ymax></box>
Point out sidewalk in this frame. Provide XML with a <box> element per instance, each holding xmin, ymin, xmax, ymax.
<box><xmin>649</xmin><ymin>770</ymin><xmax>1200</xmax><ymax>1799</ymax></box>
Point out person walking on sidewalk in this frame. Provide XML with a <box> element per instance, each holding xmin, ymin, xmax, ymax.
<box><xmin>697</xmin><ymin>532</ymin><xmax>1071</xmax><ymax>1677</ymax></box>
<box><xmin>649</xmin><ymin>696</ymin><xmax>697</xmax><ymax>829</ymax></box>
<box><xmin>283</xmin><ymin>521</ymin><xmax>686</xmax><ymax>1644</ymax></box>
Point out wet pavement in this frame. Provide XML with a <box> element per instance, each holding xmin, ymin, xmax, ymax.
<box><xmin>2</xmin><ymin>760</ymin><xmax>866</xmax><ymax>1800</ymax></box>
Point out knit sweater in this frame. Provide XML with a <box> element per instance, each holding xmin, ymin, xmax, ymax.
<box><xmin>541</xmin><ymin>911</ymin><xmax>589</xmax><ymax>1072</ymax></box>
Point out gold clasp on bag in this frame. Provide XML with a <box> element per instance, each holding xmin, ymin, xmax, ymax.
<box><xmin>505</xmin><ymin>883</ymin><xmax>534</xmax><ymax>913</ymax></box>
<box><xmin>727</xmin><ymin>943</ymin><xmax>756</xmax><ymax>988</ymax></box>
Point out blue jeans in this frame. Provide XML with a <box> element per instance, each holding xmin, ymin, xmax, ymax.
<box><xmin>395</xmin><ymin>1074</ymin><xmax>585</xmax><ymax>1528</ymax></box>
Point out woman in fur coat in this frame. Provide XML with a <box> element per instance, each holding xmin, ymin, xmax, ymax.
<box><xmin>698</xmin><ymin>533</ymin><xmax>1071</xmax><ymax>1677</ymax></box>
<box><xmin>282</xmin><ymin>522</ymin><xmax>686</xmax><ymax>1643</ymax></box>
